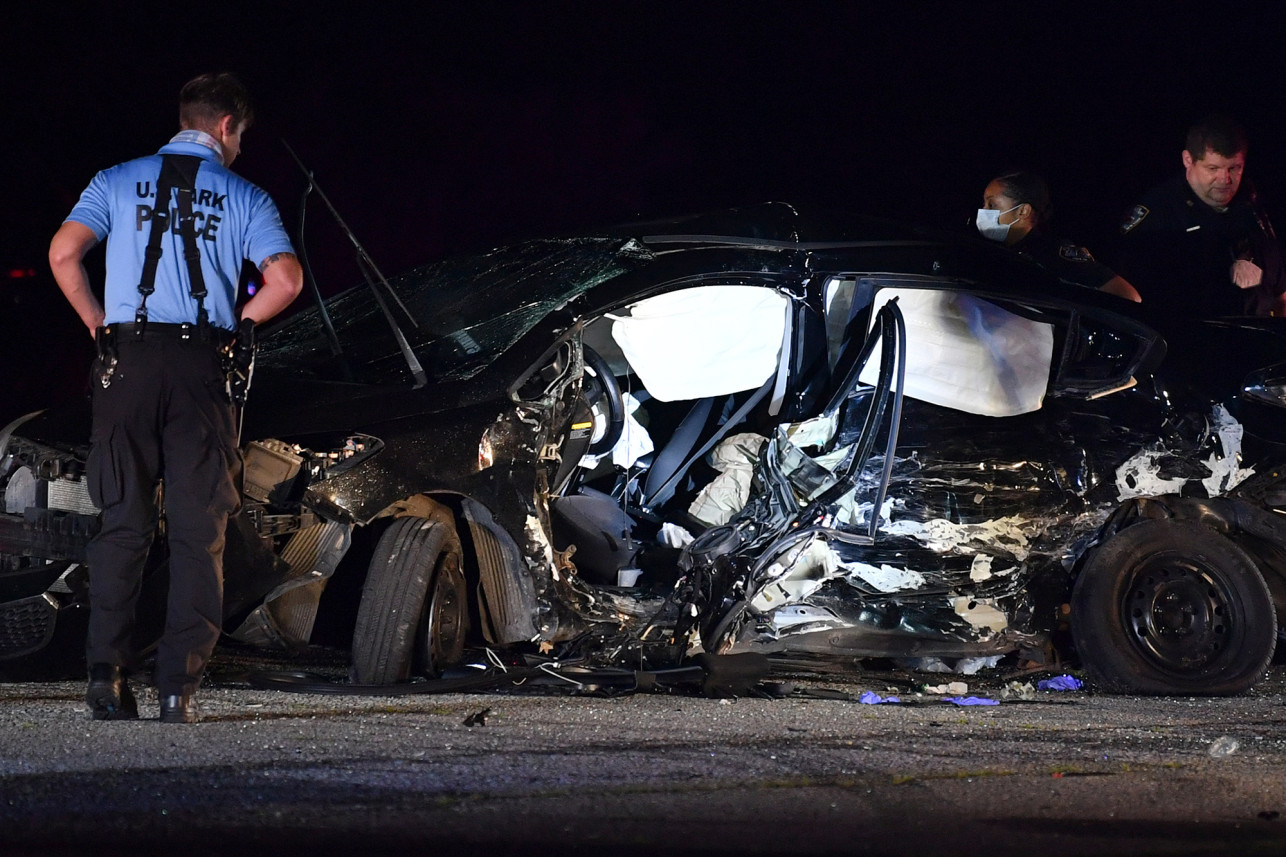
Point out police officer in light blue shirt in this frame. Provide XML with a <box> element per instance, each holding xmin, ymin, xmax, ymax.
<box><xmin>67</xmin><ymin>129</ymin><xmax>294</xmax><ymax>330</ymax></box>
<box><xmin>49</xmin><ymin>72</ymin><xmax>303</xmax><ymax>723</ymax></box>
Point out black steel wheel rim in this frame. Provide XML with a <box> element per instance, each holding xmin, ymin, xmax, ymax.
<box><xmin>419</xmin><ymin>556</ymin><xmax>467</xmax><ymax>676</ymax></box>
<box><xmin>1121</xmin><ymin>553</ymin><xmax>1240</xmax><ymax>675</ymax></box>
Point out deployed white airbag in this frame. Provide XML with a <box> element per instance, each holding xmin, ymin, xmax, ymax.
<box><xmin>610</xmin><ymin>286</ymin><xmax>788</xmax><ymax>402</ymax></box>
<box><xmin>861</xmin><ymin>289</ymin><xmax>1053</xmax><ymax>417</ymax></box>
<box><xmin>578</xmin><ymin>391</ymin><xmax>654</xmax><ymax>470</ymax></box>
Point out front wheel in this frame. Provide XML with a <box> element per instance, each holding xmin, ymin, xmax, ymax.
<box><xmin>351</xmin><ymin>517</ymin><xmax>467</xmax><ymax>684</ymax></box>
<box><xmin>1071</xmin><ymin>519</ymin><xmax>1276</xmax><ymax>695</ymax></box>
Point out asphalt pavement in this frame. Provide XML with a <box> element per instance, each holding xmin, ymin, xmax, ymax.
<box><xmin>1</xmin><ymin>648</ymin><xmax>1284</xmax><ymax>857</ymax></box>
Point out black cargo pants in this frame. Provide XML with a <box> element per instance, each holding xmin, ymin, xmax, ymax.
<box><xmin>85</xmin><ymin>328</ymin><xmax>240</xmax><ymax>697</ymax></box>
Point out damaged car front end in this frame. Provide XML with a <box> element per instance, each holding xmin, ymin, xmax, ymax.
<box><xmin>2</xmin><ymin>203</ymin><xmax>1284</xmax><ymax>694</ymax></box>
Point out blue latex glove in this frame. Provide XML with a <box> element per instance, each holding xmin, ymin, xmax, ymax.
<box><xmin>1037</xmin><ymin>675</ymin><xmax>1084</xmax><ymax>692</ymax></box>
<box><xmin>944</xmin><ymin>696</ymin><xmax>999</xmax><ymax>706</ymax></box>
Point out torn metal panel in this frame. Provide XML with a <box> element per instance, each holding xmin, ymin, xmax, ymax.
<box><xmin>840</xmin><ymin>560</ymin><xmax>928</xmax><ymax>593</ymax></box>
<box><xmin>953</xmin><ymin>597</ymin><xmax>1009</xmax><ymax>633</ymax></box>
<box><xmin>882</xmin><ymin>515</ymin><xmax>1037</xmax><ymax>562</ymax></box>
<box><xmin>230</xmin><ymin>520</ymin><xmax>352</xmax><ymax>649</ymax></box>
<box><xmin>1115</xmin><ymin>404</ymin><xmax>1256</xmax><ymax>501</ymax></box>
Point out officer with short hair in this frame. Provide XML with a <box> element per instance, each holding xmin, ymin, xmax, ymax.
<box><xmin>48</xmin><ymin>72</ymin><xmax>304</xmax><ymax>723</ymax></box>
<box><xmin>1118</xmin><ymin>114</ymin><xmax>1286</xmax><ymax>321</ymax></box>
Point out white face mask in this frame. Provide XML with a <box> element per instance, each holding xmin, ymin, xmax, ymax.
<box><xmin>976</xmin><ymin>205</ymin><xmax>1020</xmax><ymax>242</ymax></box>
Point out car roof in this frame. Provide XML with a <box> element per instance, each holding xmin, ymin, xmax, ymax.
<box><xmin>254</xmin><ymin>203</ymin><xmax>1133</xmax><ymax>386</ymax></box>
<box><xmin>602</xmin><ymin>201</ymin><xmax>933</xmax><ymax>247</ymax></box>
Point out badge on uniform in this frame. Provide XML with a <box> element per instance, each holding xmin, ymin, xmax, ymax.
<box><xmin>1058</xmin><ymin>242</ymin><xmax>1094</xmax><ymax>262</ymax></box>
<box><xmin>1120</xmin><ymin>204</ymin><xmax>1149</xmax><ymax>234</ymax></box>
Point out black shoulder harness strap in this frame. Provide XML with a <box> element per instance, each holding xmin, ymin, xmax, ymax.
<box><xmin>136</xmin><ymin>154</ymin><xmax>210</xmax><ymax>337</ymax></box>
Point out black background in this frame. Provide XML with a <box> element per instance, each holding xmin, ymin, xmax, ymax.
<box><xmin>5</xmin><ymin>2</ymin><xmax>1286</xmax><ymax>421</ymax></box>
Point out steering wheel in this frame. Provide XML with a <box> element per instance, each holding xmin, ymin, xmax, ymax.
<box><xmin>582</xmin><ymin>344</ymin><xmax>625</xmax><ymax>455</ymax></box>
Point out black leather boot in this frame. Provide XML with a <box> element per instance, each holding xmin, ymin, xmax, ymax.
<box><xmin>86</xmin><ymin>664</ymin><xmax>139</xmax><ymax>721</ymax></box>
<box><xmin>160</xmin><ymin>693</ymin><xmax>200</xmax><ymax>724</ymax></box>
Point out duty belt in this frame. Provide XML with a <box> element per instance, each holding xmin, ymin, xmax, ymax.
<box><xmin>109</xmin><ymin>321</ymin><xmax>235</xmax><ymax>345</ymax></box>
<box><xmin>94</xmin><ymin>322</ymin><xmax>244</xmax><ymax>393</ymax></box>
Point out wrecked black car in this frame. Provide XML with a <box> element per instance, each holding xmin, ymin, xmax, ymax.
<box><xmin>3</xmin><ymin>203</ymin><xmax>1284</xmax><ymax>694</ymax></box>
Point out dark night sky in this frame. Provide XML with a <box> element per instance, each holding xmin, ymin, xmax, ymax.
<box><xmin>4</xmin><ymin>1</ymin><xmax>1286</xmax><ymax>417</ymax></box>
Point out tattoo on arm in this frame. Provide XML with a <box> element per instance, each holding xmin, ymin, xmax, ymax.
<box><xmin>258</xmin><ymin>252</ymin><xmax>298</xmax><ymax>272</ymax></box>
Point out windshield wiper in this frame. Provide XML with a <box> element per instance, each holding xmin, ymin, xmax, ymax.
<box><xmin>284</xmin><ymin>140</ymin><xmax>427</xmax><ymax>388</ymax></box>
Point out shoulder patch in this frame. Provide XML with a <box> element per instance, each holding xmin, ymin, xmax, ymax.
<box><xmin>1058</xmin><ymin>242</ymin><xmax>1094</xmax><ymax>262</ymax></box>
<box><xmin>1120</xmin><ymin>204</ymin><xmax>1149</xmax><ymax>234</ymax></box>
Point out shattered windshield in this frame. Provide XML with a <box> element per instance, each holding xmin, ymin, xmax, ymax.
<box><xmin>256</xmin><ymin>237</ymin><xmax>644</xmax><ymax>384</ymax></box>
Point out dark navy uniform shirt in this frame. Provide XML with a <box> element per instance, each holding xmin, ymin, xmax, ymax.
<box><xmin>1012</xmin><ymin>230</ymin><xmax>1117</xmax><ymax>292</ymax></box>
<box><xmin>1118</xmin><ymin>177</ymin><xmax>1284</xmax><ymax>319</ymax></box>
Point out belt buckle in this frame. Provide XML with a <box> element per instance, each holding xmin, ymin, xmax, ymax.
<box><xmin>179</xmin><ymin>322</ymin><xmax>193</xmax><ymax>341</ymax></box>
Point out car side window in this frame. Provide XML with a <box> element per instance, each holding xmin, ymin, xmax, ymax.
<box><xmin>1049</xmin><ymin>312</ymin><xmax>1159</xmax><ymax>399</ymax></box>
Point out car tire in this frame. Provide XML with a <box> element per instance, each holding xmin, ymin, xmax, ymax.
<box><xmin>1071</xmin><ymin>519</ymin><xmax>1276</xmax><ymax>695</ymax></box>
<box><xmin>351</xmin><ymin>517</ymin><xmax>466</xmax><ymax>685</ymax></box>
